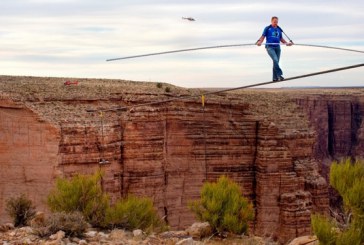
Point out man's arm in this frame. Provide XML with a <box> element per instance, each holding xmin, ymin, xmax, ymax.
<box><xmin>281</xmin><ymin>38</ymin><xmax>293</xmax><ymax>46</ymax></box>
<box><xmin>256</xmin><ymin>35</ymin><xmax>265</xmax><ymax>46</ymax></box>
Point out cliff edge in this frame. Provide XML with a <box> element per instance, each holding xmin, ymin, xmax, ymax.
<box><xmin>2</xmin><ymin>76</ymin><xmax>361</xmax><ymax>243</ymax></box>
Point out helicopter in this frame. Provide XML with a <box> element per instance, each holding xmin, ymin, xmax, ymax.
<box><xmin>182</xmin><ymin>17</ymin><xmax>196</xmax><ymax>21</ymax></box>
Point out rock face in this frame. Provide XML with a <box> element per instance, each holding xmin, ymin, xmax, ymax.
<box><xmin>3</xmin><ymin>77</ymin><xmax>362</xmax><ymax>243</ymax></box>
<box><xmin>295</xmin><ymin>92</ymin><xmax>364</xmax><ymax>214</ymax></box>
<box><xmin>296</xmin><ymin>94</ymin><xmax>364</xmax><ymax>160</ymax></box>
<box><xmin>0</xmin><ymin>98</ymin><xmax>60</xmax><ymax>222</ymax></box>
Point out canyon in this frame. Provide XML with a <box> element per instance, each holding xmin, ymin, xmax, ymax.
<box><xmin>1</xmin><ymin>76</ymin><xmax>363</xmax><ymax>243</ymax></box>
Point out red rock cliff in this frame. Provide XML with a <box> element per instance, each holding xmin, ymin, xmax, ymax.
<box><xmin>1</xmin><ymin>77</ymin><xmax>349</xmax><ymax>243</ymax></box>
<box><xmin>0</xmin><ymin>98</ymin><xmax>60</xmax><ymax>220</ymax></box>
<box><xmin>295</xmin><ymin>91</ymin><xmax>364</xmax><ymax>214</ymax></box>
<box><xmin>296</xmin><ymin>93</ymin><xmax>364</xmax><ymax>160</ymax></box>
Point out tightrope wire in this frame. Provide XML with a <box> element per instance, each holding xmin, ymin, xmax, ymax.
<box><xmin>106</xmin><ymin>43</ymin><xmax>364</xmax><ymax>61</ymax></box>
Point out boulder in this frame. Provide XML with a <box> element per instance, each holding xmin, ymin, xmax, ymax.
<box><xmin>98</xmin><ymin>231</ymin><xmax>109</xmax><ymax>239</ymax></box>
<box><xmin>133</xmin><ymin>229</ymin><xmax>143</xmax><ymax>237</ymax></box>
<box><xmin>19</xmin><ymin>226</ymin><xmax>34</xmax><ymax>235</ymax></box>
<box><xmin>84</xmin><ymin>230</ymin><xmax>98</xmax><ymax>238</ymax></box>
<box><xmin>288</xmin><ymin>235</ymin><xmax>318</xmax><ymax>245</ymax></box>
<box><xmin>49</xmin><ymin>230</ymin><xmax>65</xmax><ymax>241</ymax></box>
<box><xmin>176</xmin><ymin>237</ymin><xmax>194</xmax><ymax>245</ymax></box>
<box><xmin>186</xmin><ymin>222</ymin><xmax>212</xmax><ymax>239</ymax></box>
<box><xmin>133</xmin><ymin>229</ymin><xmax>144</xmax><ymax>240</ymax></box>
<box><xmin>110</xmin><ymin>229</ymin><xmax>129</xmax><ymax>240</ymax></box>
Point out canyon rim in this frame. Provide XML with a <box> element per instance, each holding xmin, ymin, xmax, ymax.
<box><xmin>1</xmin><ymin>76</ymin><xmax>363</xmax><ymax>243</ymax></box>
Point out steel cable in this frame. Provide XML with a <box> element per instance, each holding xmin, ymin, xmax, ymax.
<box><xmin>106</xmin><ymin>43</ymin><xmax>364</xmax><ymax>61</ymax></box>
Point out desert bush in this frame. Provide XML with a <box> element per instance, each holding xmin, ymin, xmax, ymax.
<box><xmin>312</xmin><ymin>158</ymin><xmax>364</xmax><ymax>245</ymax></box>
<box><xmin>311</xmin><ymin>214</ymin><xmax>337</xmax><ymax>245</ymax></box>
<box><xmin>165</xmin><ymin>86</ymin><xmax>171</xmax><ymax>93</ymax></box>
<box><xmin>105</xmin><ymin>195</ymin><xmax>166</xmax><ymax>232</ymax></box>
<box><xmin>34</xmin><ymin>212</ymin><xmax>88</xmax><ymax>238</ymax></box>
<box><xmin>330</xmin><ymin>158</ymin><xmax>364</xmax><ymax>218</ymax></box>
<box><xmin>156</xmin><ymin>82</ymin><xmax>163</xmax><ymax>88</ymax></box>
<box><xmin>189</xmin><ymin>176</ymin><xmax>254</xmax><ymax>235</ymax></box>
<box><xmin>47</xmin><ymin>171</ymin><xmax>109</xmax><ymax>227</ymax></box>
<box><xmin>335</xmin><ymin>224</ymin><xmax>363</xmax><ymax>245</ymax></box>
<box><xmin>5</xmin><ymin>194</ymin><xmax>36</xmax><ymax>227</ymax></box>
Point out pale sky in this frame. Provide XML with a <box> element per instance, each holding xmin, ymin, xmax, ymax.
<box><xmin>0</xmin><ymin>0</ymin><xmax>363</xmax><ymax>88</ymax></box>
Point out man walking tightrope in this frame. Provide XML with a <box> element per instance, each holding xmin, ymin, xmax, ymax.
<box><xmin>256</xmin><ymin>16</ymin><xmax>293</xmax><ymax>81</ymax></box>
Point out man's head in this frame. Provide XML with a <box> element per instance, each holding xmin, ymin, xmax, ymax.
<box><xmin>271</xmin><ymin>16</ymin><xmax>278</xmax><ymax>27</ymax></box>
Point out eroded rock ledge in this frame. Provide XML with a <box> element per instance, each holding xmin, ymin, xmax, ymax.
<box><xmin>2</xmin><ymin>76</ymin><xmax>361</xmax><ymax>243</ymax></box>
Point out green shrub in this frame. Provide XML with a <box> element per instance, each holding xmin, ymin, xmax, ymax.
<box><xmin>189</xmin><ymin>176</ymin><xmax>254</xmax><ymax>235</ymax></box>
<box><xmin>105</xmin><ymin>195</ymin><xmax>166</xmax><ymax>233</ymax></box>
<box><xmin>331</xmin><ymin>158</ymin><xmax>364</xmax><ymax>244</ymax></box>
<box><xmin>312</xmin><ymin>158</ymin><xmax>364</xmax><ymax>245</ymax></box>
<box><xmin>165</xmin><ymin>87</ymin><xmax>171</xmax><ymax>93</ymax></box>
<box><xmin>330</xmin><ymin>158</ymin><xmax>364</xmax><ymax>217</ymax></box>
<box><xmin>6</xmin><ymin>194</ymin><xmax>36</xmax><ymax>227</ymax></box>
<box><xmin>156</xmin><ymin>82</ymin><xmax>163</xmax><ymax>89</ymax></box>
<box><xmin>335</xmin><ymin>224</ymin><xmax>362</xmax><ymax>245</ymax></box>
<box><xmin>34</xmin><ymin>212</ymin><xmax>88</xmax><ymax>238</ymax></box>
<box><xmin>311</xmin><ymin>214</ymin><xmax>337</xmax><ymax>245</ymax></box>
<box><xmin>47</xmin><ymin>171</ymin><xmax>109</xmax><ymax>227</ymax></box>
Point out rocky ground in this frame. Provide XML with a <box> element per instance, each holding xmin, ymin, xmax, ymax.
<box><xmin>0</xmin><ymin>222</ymin><xmax>319</xmax><ymax>245</ymax></box>
<box><xmin>0</xmin><ymin>224</ymin><xmax>276</xmax><ymax>245</ymax></box>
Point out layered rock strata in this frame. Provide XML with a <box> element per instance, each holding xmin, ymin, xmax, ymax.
<box><xmin>296</xmin><ymin>94</ymin><xmax>364</xmax><ymax>160</ymax></box>
<box><xmin>4</xmin><ymin>78</ymin><xmax>361</xmax><ymax>243</ymax></box>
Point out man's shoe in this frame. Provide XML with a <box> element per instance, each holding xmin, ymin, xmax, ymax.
<box><xmin>279</xmin><ymin>76</ymin><xmax>285</xmax><ymax>81</ymax></box>
<box><xmin>273</xmin><ymin>78</ymin><xmax>278</xmax><ymax>82</ymax></box>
